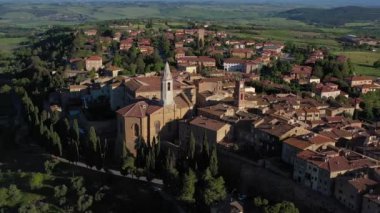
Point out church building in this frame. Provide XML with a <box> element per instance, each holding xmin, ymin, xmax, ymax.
<box><xmin>115</xmin><ymin>63</ymin><xmax>194</xmax><ymax>156</ymax></box>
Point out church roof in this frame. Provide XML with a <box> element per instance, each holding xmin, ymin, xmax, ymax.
<box><xmin>125</xmin><ymin>76</ymin><xmax>182</xmax><ymax>93</ymax></box>
<box><xmin>163</xmin><ymin>62</ymin><xmax>173</xmax><ymax>80</ymax></box>
<box><xmin>174</xmin><ymin>92</ymin><xmax>193</xmax><ymax>108</ymax></box>
<box><xmin>116</xmin><ymin>101</ymin><xmax>162</xmax><ymax>118</ymax></box>
<box><xmin>116</xmin><ymin>92</ymin><xmax>193</xmax><ymax>118</ymax></box>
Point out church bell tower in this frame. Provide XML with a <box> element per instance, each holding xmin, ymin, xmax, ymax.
<box><xmin>161</xmin><ymin>62</ymin><xmax>174</xmax><ymax>106</ymax></box>
<box><xmin>234</xmin><ymin>79</ymin><xmax>245</xmax><ymax>109</ymax></box>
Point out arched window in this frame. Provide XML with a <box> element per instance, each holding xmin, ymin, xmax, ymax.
<box><xmin>154</xmin><ymin>121</ymin><xmax>161</xmax><ymax>134</ymax></box>
<box><xmin>133</xmin><ymin>124</ymin><xmax>139</xmax><ymax>137</ymax></box>
<box><xmin>167</xmin><ymin>82</ymin><xmax>171</xmax><ymax>91</ymax></box>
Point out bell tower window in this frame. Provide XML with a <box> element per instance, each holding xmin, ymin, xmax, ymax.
<box><xmin>167</xmin><ymin>82</ymin><xmax>171</xmax><ymax>91</ymax></box>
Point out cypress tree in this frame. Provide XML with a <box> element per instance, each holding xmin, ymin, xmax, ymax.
<box><xmin>86</xmin><ymin>127</ymin><xmax>98</xmax><ymax>167</ymax></box>
<box><xmin>188</xmin><ymin>132</ymin><xmax>196</xmax><ymax>160</ymax></box>
<box><xmin>178</xmin><ymin>169</ymin><xmax>197</xmax><ymax>204</ymax></box>
<box><xmin>155</xmin><ymin>136</ymin><xmax>161</xmax><ymax>157</ymax></box>
<box><xmin>72</xmin><ymin>119</ymin><xmax>80</xmax><ymax>145</ymax></box>
<box><xmin>202</xmin><ymin>133</ymin><xmax>210</xmax><ymax>157</ymax></box>
<box><xmin>209</xmin><ymin>144</ymin><xmax>218</xmax><ymax>177</ymax></box>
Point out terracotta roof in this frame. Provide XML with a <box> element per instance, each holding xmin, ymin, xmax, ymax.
<box><xmin>87</xmin><ymin>55</ymin><xmax>102</xmax><ymax>61</ymax></box>
<box><xmin>125</xmin><ymin>76</ymin><xmax>182</xmax><ymax>93</ymax></box>
<box><xmin>297</xmin><ymin>148</ymin><xmax>379</xmax><ymax>173</ymax></box>
<box><xmin>174</xmin><ymin>93</ymin><xmax>192</xmax><ymax>108</ymax></box>
<box><xmin>231</xmin><ymin>48</ymin><xmax>254</xmax><ymax>53</ymax></box>
<box><xmin>190</xmin><ymin>116</ymin><xmax>229</xmax><ymax>131</ymax></box>
<box><xmin>350</xmin><ymin>76</ymin><xmax>373</xmax><ymax>82</ymax></box>
<box><xmin>197</xmin><ymin>56</ymin><xmax>216</xmax><ymax>62</ymax></box>
<box><xmin>325</xmin><ymin>116</ymin><xmax>345</xmax><ymax>123</ymax></box>
<box><xmin>284</xmin><ymin>133</ymin><xmax>335</xmax><ymax>150</ymax></box>
<box><xmin>253</xmin><ymin>116</ymin><xmax>300</xmax><ymax>138</ymax></box>
<box><xmin>320</xmin><ymin>128</ymin><xmax>352</xmax><ymax>140</ymax></box>
<box><xmin>198</xmin><ymin>103</ymin><xmax>237</xmax><ymax>118</ymax></box>
<box><xmin>223</xmin><ymin>58</ymin><xmax>246</xmax><ymax>64</ymax></box>
<box><xmin>291</xmin><ymin>65</ymin><xmax>312</xmax><ymax>75</ymax></box>
<box><xmin>348</xmin><ymin>177</ymin><xmax>378</xmax><ymax>192</ymax></box>
<box><xmin>116</xmin><ymin>101</ymin><xmax>162</xmax><ymax>118</ymax></box>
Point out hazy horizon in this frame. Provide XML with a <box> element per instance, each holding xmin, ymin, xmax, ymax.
<box><xmin>0</xmin><ymin>0</ymin><xmax>380</xmax><ymax>7</ymax></box>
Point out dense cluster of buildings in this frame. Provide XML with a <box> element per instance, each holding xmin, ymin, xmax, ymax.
<box><xmin>58</xmin><ymin>25</ymin><xmax>380</xmax><ymax>212</ymax></box>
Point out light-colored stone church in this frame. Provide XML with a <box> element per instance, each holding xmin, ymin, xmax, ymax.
<box><xmin>115</xmin><ymin>63</ymin><xmax>193</xmax><ymax>156</ymax></box>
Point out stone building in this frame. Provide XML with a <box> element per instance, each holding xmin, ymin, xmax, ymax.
<box><xmin>293</xmin><ymin>146</ymin><xmax>379</xmax><ymax>196</ymax></box>
<box><xmin>85</xmin><ymin>55</ymin><xmax>103</xmax><ymax>71</ymax></box>
<box><xmin>115</xmin><ymin>63</ymin><xmax>193</xmax><ymax>156</ymax></box>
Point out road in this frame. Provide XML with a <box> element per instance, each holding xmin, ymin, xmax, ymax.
<box><xmin>52</xmin><ymin>155</ymin><xmax>164</xmax><ymax>185</ymax></box>
<box><xmin>52</xmin><ymin>155</ymin><xmax>185</xmax><ymax>213</ymax></box>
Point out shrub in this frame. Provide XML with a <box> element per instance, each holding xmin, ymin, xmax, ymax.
<box><xmin>29</xmin><ymin>173</ymin><xmax>44</xmax><ymax>190</ymax></box>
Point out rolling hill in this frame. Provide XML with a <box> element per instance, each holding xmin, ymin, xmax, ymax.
<box><xmin>279</xmin><ymin>6</ymin><xmax>380</xmax><ymax>26</ymax></box>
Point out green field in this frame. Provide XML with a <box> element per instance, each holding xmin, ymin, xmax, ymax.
<box><xmin>334</xmin><ymin>51</ymin><xmax>380</xmax><ymax>77</ymax></box>
<box><xmin>0</xmin><ymin>2</ymin><xmax>379</xmax><ymax>62</ymax></box>
<box><xmin>0</xmin><ymin>37</ymin><xmax>27</xmax><ymax>54</ymax></box>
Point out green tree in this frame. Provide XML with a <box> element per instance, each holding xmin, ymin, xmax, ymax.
<box><xmin>209</xmin><ymin>145</ymin><xmax>218</xmax><ymax>177</ymax></box>
<box><xmin>29</xmin><ymin>173</ymin><xmax>44</xmax><ymax>190</ymax></box>
<box><xmin>373</xmin><ymin>59</ymin><xmax>380</xmax><ymax>68</ymax></box>
<box><xmin>313</xmin><ymin>65</ymin><xmax>324</xmax><ymax>78</ymax></box>
<box><xmin>44</xmin><ymin>159</ymin><xmax>59</xmax><ymax>175</ymax></box>
<box><xmin>163</xmin><ymin>150</ymin><xmax>179</xmax><ymax>192</ymax></box>
<box><xmin>264</xmin><ymin>201</ymin><xmax>299</xmax><ymax>213</ymax></box>
<box><xmin>253</xmin><ymin>196</ymin><xmax>269</xmax><ymax>207</ymax></box>
<box><xmin>187</xmin><ymin>132</ymin><xmax>196</xmax><ymax>160</ymax></box>
<box><xmin>54</xmin><ymin>185</ymin><xmax>68</xmax><ymax>198</ymax></box>
<box><xmin>201</xmin><ymin>168</ymin><xmax>227</xmax><ymax>206</ymax></box>
<box><xmin>71</xmin><ymin>176</ymin><xmax>84</xmax><ymax>193</ymax></box>
<box><xmin>136</xmin><ymin>55</ymin><xmax>146</xmax><ymax>74</ymax></box>
<box><xmin>121</xmin><ymin>155</ymin><xmax>136</xmax><ymax>177</ymax></box>
<box><xmin>77</xmin><ymin>194</ymin><xmax>93</xmax><ymax>212</ymax></box>
<box><xmin>18</xmin><ymin>203</ymin><xmax>38</xmax><ymax>213</ymax></box>
<box><xmin>0</xmin><ymin>84</ymin><xmax>12</xmax><ymax>94</ymax></box>
<box><xmin>71</xmin><ymin>119</ymin><xmax>80</xmax><ymax>162</ymax></box>
<box><xmin>178</xmin><ymin>169</ymin><xmax>197</xmax><ymax>204</ymax></box>
<box><xmin>86</xmin><ymin>127</ymin><xmax>98</xmax><ymax>167</ymax></box>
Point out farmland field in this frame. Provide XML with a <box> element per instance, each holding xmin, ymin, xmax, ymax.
<box><xmin>0</xmin><ymin>2</ymin><xmax>379</xmax><ymax>57</ymax></box>
<box><xmin>0</xmin><ymin>37</ymin><xmax>27</xmax><ymax>54</ymax></box>
<box><xmin>334</xmin><ymin>51</ymin><xmax>380</xmax><ymax>77</ymax></box>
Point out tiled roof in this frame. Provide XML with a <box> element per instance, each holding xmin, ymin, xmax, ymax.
<box><xmin>291</xmin><ymin>65</ymin><xmax>312</xmax><ymax>75</ymax></box>
<box><xmin>284</xmin><ymin>133</ymin><xmax>335</xmax><ymax>150</ymax></box>
<box><xmin>116</xmin><ymin>101</ymin><xmax>162</xmax><ymax>118</ymax></box>
<box><xmin>190</xmin><ymin>116</ymin><xmax>229</xmax><ymax>131</ymax></box>
<box><xmin>125</xmin><ymin>76</ymin><xmax>182</xmax><ymax>93</ymax></box>
<box><xmin>297</xmin><ymin>148</ymin><xmax>379</xmax><ymax>173</ymax></box>
<box><xmin>350</xmin><ymin>76</ymin><xmax>373</xmax><ymax>81</ymax></box>
<box><xmin>254</xmin><ymin>116</ymin><xmax>299</xmax><ymax>138</ymax></box>
<box><xmin>198</xmin><ymin>103</ymin><xmax>237</xmax><ymax>118</ymax></box>
<box><xmin>348</xmin><ymin>177</ymin><xmax>378</xmax><ymax>192</ymax></box>
<box><xmin>223</xmin><ymin>58</ymin><xmax>246</xmax><ymax>64</ymax></box>
<box><xmin>87</xmin><ymin>55</ymin><xmax>102</xmax><ymax>61</ymax></box>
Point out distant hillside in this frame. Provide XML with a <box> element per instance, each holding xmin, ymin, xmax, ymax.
<box><xmin>279</xmin><ymin>6</ymin><xmax>380</xmax><ymax>26</ymax></box>
<box><xmin>2</xmin><ymin>0</ymin><xmax>380</xmax><ymax>7</ymax></box>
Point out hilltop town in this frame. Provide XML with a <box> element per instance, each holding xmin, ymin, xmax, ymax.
<box><xmin>1</xmin><ymin>19</ymin><xmax>380</xmax><ymax>213</ymax></box>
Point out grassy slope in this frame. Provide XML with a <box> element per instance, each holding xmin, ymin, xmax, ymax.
<box><xmin>0</xmin><ymin>37</ymin><xmax>27</xmax><ymax>54</ymax></box>
<box><xmin>334</xmin><ymin>51</ymin><xmax>380</xmax><ymax>77</ymax></box>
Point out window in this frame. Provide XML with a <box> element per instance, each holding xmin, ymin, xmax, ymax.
<box><xmin>167</xmin><ymin>82</ymin><xmax>171</xmax><ymax>91</ymax></box>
